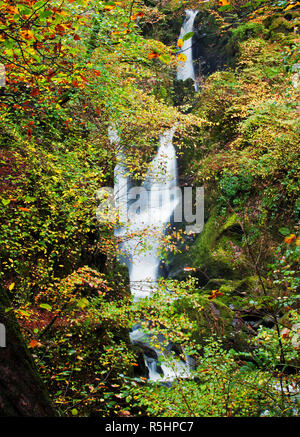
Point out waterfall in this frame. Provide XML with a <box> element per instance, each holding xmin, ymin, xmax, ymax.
<box><xmin>127</xmin><ymin>126</ymin><xmax>179</xmax><ymax>301</ymax></box>
<box><xmin>110</xmin><ymin>126</ymin><xmax>190</xmax><ymax>382</ymax></box>
<box><xmin>176</xmin><ymin>9</ymin><xmax>198</xmax><ymax>91</ymax></box>
<box><xmin>112</xmin><ymin>126</ymin><xmax>180</xmax><ymax>301</ymax></box>
<box><xmin>107</xmin><ymin>9</ymin><xmax>199</xmax><ymax>382</ymax></box>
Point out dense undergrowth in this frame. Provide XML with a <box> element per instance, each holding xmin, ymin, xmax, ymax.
<box><xmin>0</xmin><ymin>0</ymin><xmax>299</xmax><ymax>417</ymax></box>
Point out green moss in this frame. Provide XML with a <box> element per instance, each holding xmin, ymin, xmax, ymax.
<box><xmin>168</xmin><ymin>205</ymin><xmax>253</xmax><ymax>284</ymax></box>
<box><xmin>226</xmin><ymin>22</ymin><xmax>267</xmax><ymax>55</ymax></box>
<box><xmin>174</xmin><ymin>294</ymin><xmax>234</xmax><ymax>344</ymax></box>
<box><xmin>188</xmin><ymin>208</ymin><xmax>248</xmax><ymax>278</ymax></box>
<box><xmin>203</xmin><ymin>276</ymin><xmax>260</xmax><ymax>309</ymax></box>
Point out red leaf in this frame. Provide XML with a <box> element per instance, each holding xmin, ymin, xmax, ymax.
<box><xmin>30</xmin><ymin>87</ymin><xmax>40</xmax><ymax>96</ymax></box>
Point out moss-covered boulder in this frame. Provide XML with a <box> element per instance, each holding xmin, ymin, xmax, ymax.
<box><xmin>168</xmin><ymin>209</ymin><xmax>249</xmax><ymax>284</ymax></box>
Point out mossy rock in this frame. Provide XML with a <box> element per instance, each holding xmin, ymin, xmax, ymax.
<box><xmin>174</xmin><ymin>294</ymin><xmax>234</xmax><ymax>345</ymax></box>
<box><xmin>202</xmin><ymin>276</ymin><xmax>261</xmax><ymax>310</ymax></box>
<box><xmin>168</xmin><ymin>209</ymin><xmax>250</xmax><ymax>284</ymax></box>
<box><xmin>131</xmin><ymin>345</ymin><xmax>150</xmax><ymax>378</ymax></box>
<box><xmin>264</xmin><ymin>11</ymin><xmax>299</xmax><ymax>36</ymax></box>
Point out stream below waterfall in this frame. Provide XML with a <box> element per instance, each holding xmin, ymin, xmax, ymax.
<box><xmin>111</xmin><ymin>10</ymin><xmax>199</xmax><ymax>383</ymax></box>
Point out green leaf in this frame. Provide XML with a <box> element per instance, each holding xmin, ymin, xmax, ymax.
<box><xmin>1</xmin><ymin>198</ymin><xmax>10</xmax><ymax>206</ymax></box>
<box><xmin>182</xmin><ymin>32</ymin><xmax>194</xmax><ymax>41</ymax></box>
<box><xmin>24</xmin><ymin>195</ymin><xmax>36</xmax><ymax>203</ymax></box>
<box><xmin>71</xmin><ymin>408</ymin><xmax>78</xmax><ymax>416</ymax></box>
<box><xmin>279</xmin><ymin>227</ymin><xmax>290</xmax><ymax>236</ymax></box>
<box><xmin>39</xmin><ymin>10</ymin><xmax>52</xmax><ymax>19</ymax></box>
<box><xmin>39</xmin><ymin>303</ymin><xmax>52</xmax><ymax>311</ymax></box>
<box><xmin>159</xmin><ymin>54</ymin><xmax>171</xmax><ymax>64</ymax></box>
<box><xmin>218</xmin><ymin>4</ymin><xmax>233</xmax><ymax>11</ymax></box>
<box><xmin>77</xmin><ymin>297</ymin><xmax>89</xmax><ymax>309</ymax></box>
<box><xmin>3</xmin><ymin>39</ymin><xmax>14</xmax><ymax>49</ymax></box>
<box><xmin>19</xmin><ymin>6</ymin><xmax>31</xmax><ymax>15</ymax></box>
<box><xmin>35</xmin><ymin>0</ymin><xmax>47</xmax><ymax>7</ymax></box>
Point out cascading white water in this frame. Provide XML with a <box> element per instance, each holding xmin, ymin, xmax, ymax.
<box><xmin>127</xmin><ymin>126</ymin><xmax>179</xmax><ymax>301</ymax></box>
<box><xmin>112</xmin><ymin>126</ymin><xmax>179</xmax><ymax>301</ymax></box>
<box><xmin>176</xmin><ymin>9</ymin><xmax>198</xmax><ymax>91</ymax></box>
<box><xmin>110</xmin><ymin>126</ymin><xmax>190</xmax><ymax>382</ymax></box>
<box><xmin>107</xmin><ymin>10</ymin><xmax>199</xmax><ymax>382</ymax></box>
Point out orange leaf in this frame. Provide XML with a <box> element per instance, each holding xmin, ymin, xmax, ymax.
<box><xmin>21</xmin><ymin>29</ymin><xmax>34</xmax><ymax>40</ymax></box>
<box><xmin>208</xmin><ymin>290</ymin><xmax>224</xmax><ymax>300</ymax></box>
<box><xmin>29</xmin><ymin>339</ymin><xmax>40</xmax><ymax>348</ymax></box>
<box><xmin>18</xmin><ymin>207</ymin><xmax>30</xmax><ymax>212</ymax></box>
<box><xmin>119</xmin><ymin>410</ymin><xmax>131</xmax><ymax>416</ymax></box>
<box><xmin>147</xmin><ymin>51</ymin><xmax>160</xmax><ymax>59</ymax></box>
<box><xmin>284</xmin><ymin>234</ymin><xmax>296</xmax><ymax>244</ymax></box>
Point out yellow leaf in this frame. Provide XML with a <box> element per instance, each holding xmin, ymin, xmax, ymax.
<box><xmin>177</xmin><ymin>39</ymin><xmax>183</xmax><ymax>48</ymax></box>
<box><xmin>284</xmin><ymin>2</ymin><xmax>300</xmax><ymax>10</ymax></box>
<box><xmin>177</xmin><ymin>53</ymin><xmax>187</xmax><ymax>62</ymax></box>
<box><xmin>9</xmin><ymin>282</ymin><xmax>15</xmax><ymax>291</ymax></box>
<box><xmin>20</xmin><ymin>29</ymin><xmax>34</xmax><ymax>40</ymax></box>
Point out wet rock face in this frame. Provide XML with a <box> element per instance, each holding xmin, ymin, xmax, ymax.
<box><xmin>132</xmin><ymin>345</ymin><xmax>150</xmax><ymax>378</ymax></box>
<box><xmin>192</xmin><ymin>11</ymin><xmax>232</xmax><ymax>78</ymax></box>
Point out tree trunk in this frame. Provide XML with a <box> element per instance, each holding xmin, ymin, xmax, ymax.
<box><xmin>0</xmin><ymin>287</ymin><xmax>57</xmax><ymax>416</ymax></box>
